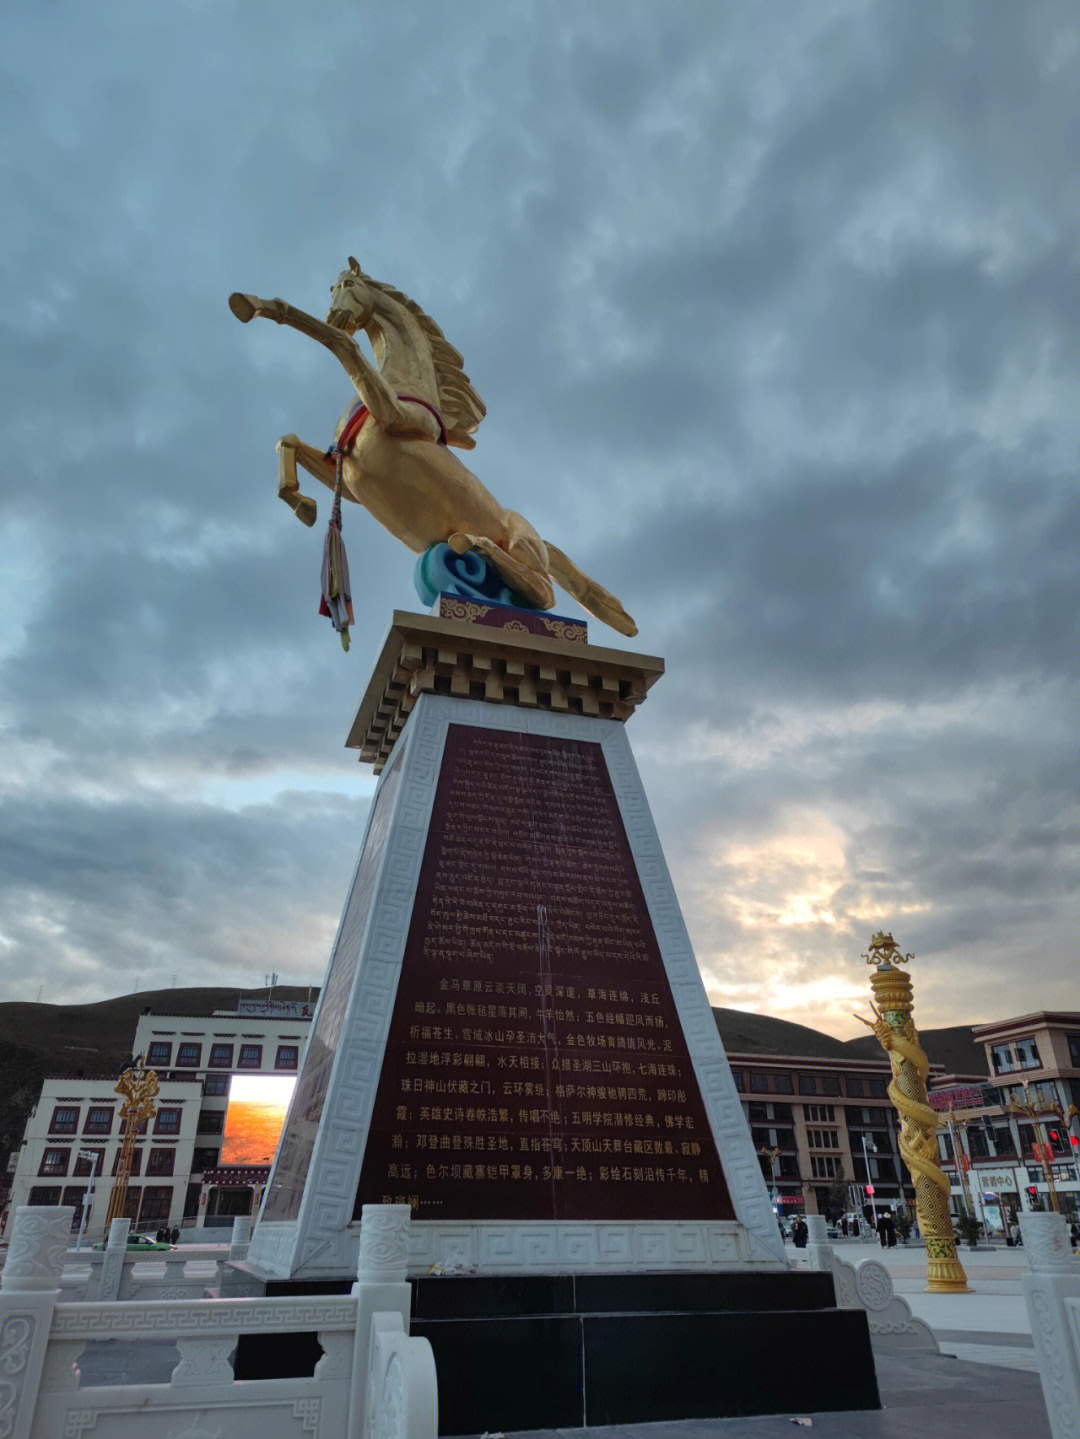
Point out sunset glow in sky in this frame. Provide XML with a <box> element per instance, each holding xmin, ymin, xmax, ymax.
<box><xmin>3</xmin><ymin>4</ymin><xmax>1079</xmax><ymax>1039</ymax></box>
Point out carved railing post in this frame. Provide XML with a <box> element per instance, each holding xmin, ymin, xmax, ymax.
<box><xmin>1020</xmin><ymin>1211</ymin><xmax>1080</xmax><ymax>1439</ymax></box>
<box><xmin>804</xmin><ymin>1214</ymin><xmax>834</xmax><ymax>1273</ymax></box>
<box><xmin>90</xmin><ymin>1217</ymin><xmax>130</xmax><ymax>1303</ymax></box>
<box><xmin>0</xmin><ymin>1205</ymin><xmax>75</xmax><ymax>1439</ymax></box>
<box><xmin>228</xmin><ymin>1214</ymin><xmax>252</xmax><ymax>1262</ymax></box>
<box><xmin>347</xmin><ymin>1205</ymin><xmax>413</xmax><ymax>1438</ymax></box>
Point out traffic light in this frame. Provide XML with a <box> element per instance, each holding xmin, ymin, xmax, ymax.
<box><xmin>1027</xmin><ymin>1186</ymin><xmax>1038</xmax><ymax>1200</ymax></box>
<box><xmin>865</xmin><ymin>1184</ymin><xmax>875</xmax><ymax>1196</ymax></box>
<box><xmin>1071</xmin><ymin>1136</ymin><xmax>1079</xmax><ymax>1149</ymax></box>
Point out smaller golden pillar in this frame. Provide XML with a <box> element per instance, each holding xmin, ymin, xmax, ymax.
<box><xmin>855</xmin><ymin>932</ymin><xmax>970</xmax><ymax>1293</ymax></box>
<box><xmin>104</xmin><ymin>1060</ymin><xmax>160</xmax><ymax>1228</ymax></box>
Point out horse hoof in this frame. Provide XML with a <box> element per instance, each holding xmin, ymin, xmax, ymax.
<box><xmin>447</xmin><ymin>532</ymin><xmax>472</xmax><ymax>555</ymax></box>
<box><xmin>296</xmin><ymin>497</ymin><xmax>317</xmax><ymax>527</ymax></box>
<box><xmin>229</xmin><ymin>292</ymin><xmax>256</xmax><ymax>323</ymax></box>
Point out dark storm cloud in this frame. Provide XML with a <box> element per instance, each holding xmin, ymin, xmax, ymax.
<box><xmin>2</xmin><ymin>2</ymin><xmax>1079</xmax><ymax>1030</ymax></box>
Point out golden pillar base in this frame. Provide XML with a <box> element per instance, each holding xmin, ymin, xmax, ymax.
<box><xmin>924</xmin><ymin>1237</ymin><xmax>971</xmax><ymax>1292</ymax></box>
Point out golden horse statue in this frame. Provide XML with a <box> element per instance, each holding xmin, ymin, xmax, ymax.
<box><xmin>228</xmin><ymin>260</ymin><xmax>637</xmax><ymax>637</ymax></box>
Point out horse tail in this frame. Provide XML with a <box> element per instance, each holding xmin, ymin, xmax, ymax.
<box><xmin>544</xmin><ymin>542</ymin><xmax>638</xmax><ymax>638</ymax></box>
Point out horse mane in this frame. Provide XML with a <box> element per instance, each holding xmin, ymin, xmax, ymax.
<box><xmin>362</xmin><ymin>270</ymin><xmax>486</xmax><ymax>449</ymax></box>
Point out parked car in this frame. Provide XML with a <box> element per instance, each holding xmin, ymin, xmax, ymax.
<box><xmin>92</xmin><ymin>1233</ymin><xmax>172</xmax><ymax>1252</ymax></box>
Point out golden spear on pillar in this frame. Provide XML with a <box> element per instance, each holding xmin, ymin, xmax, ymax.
<box><xmin>854</xmin><ymin>932</ymin><xmax>970</xmax><ymax>1293</ymax></box>
<box><xmin>103</xmin><ymin>1058</ymin><xmax>160</xmax><ymax>1228</ymax></box>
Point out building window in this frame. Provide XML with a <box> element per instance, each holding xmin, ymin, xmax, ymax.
<box><xmin>967</xmin><ymin>1127</ymin><xmax>990</xmax><ymax>1159</ymax></box>
<box><xmin>192</xmin><ymin>1148</ymin><xmax>219</xmax><ymax>1172</ymax></box>
<box><xmin>83</xmin><ymin>1107</ymin><xmax>114</xmax><ymax>1136</ymax></box>
<box><xmin>806</xmin><ymin>1105</ymin><xmax>835</xmax><ymax>1124</ymax></box>
<box><xmin>112</xmin><ymin>1149</ymin><xmax>142</xmax><ymax>1176</ymax></box>
<box><xmin>146</xmin><ymin>1148</ymin><xmax>175</xmax><ymax>1177</ymax></box>
<box><xmin>772</xmin><ymin>1073</ymin><xmax>793</xmax><ymax>1094</ymax></box>
<box><xmin>153</xmin><ymin>1108</ymin><xmax>182</xmax><ymax>1136</ymax></box>
<box><xmin>868</xmin><ymin>1080</ymin><xmax>889</xmax><ymax>1099</ymax></box>
<box><xmin>1068</xmin><ymin>1034</ymin><xmax>1080</xmax><ymax>1067</ymax></box>
<box><xmin>39</xmin><ymin>1149</ymin><xmax>70</xmax><ymax>1177</ymax></box>
<box><xmin>49</xmin><ymin>1106</ymin><xmax>79</xmax><ymax>1135</ymax></box>
<box><xmin>139</xmin><ymin>1186</ymin><xmax>174</xmax><ymax>1222</ymax></box>
<box><xmin>176</xmin><ymin>1043</ymin><xmax>202</xmax><ymax>1068</ymax></box>
<box><xmin>146</xmin><ymin>1042</ymin><xmax>172</xmax><ymax>1068</ymax></box>
<box><xmin>846</xmin><ymin>1078</ymin><xmax>864</xmax><ymax>1098</ymax></box>
<box><xmin>238</xmin><ymin>1044</ymin><xmax>263</xmax><ymax>1069</ymax></box>
<box><xmin>275</xmin><ymin>1044</ymin><xmax>299</xmax><ymax>1071</ymax></box>
<box><xmin>811</xmin><ymin>1155</ymin><xmax>840</xmax><ymax>1179</ymax></box>
<box><xmin>27</xmin><ymin>1186</ymin><xmax>61</xmax><ymax>1206</ymax></box>
<box><xmin>798</xmin><ymin>1074</ymin><xmax>817</xmax><ymax>1096</ymax></box>
<box><xmin>819</xmin><ymin>1075</ymin><xmax>840</xmax><ymax>1096</ymax></box>
<box><xmin>209</xmin><ymin>1044</ymin><xmax>234</xmax><ymax>1069</ymax></box>
<box><xmin>72</xmin><ymin>1150</ymin><xmax>104</xmax><ymax>1177</ymax></box>
<box><xmin>732</xmin><ymin>1070</ymin><xmax>744</xmax><ymax>1091</ymax></box>
<box><xmin>807</xmin><ymin>1129</ymin><xmax>839</xmax><ymax>1150</ymax></box>
<box><xmin>749</xmin><ymin>1072</ymin><xmax>769</xmax><ymax>1093</ymax></box>
<box><xmin>203</xmin><ymin>1074</ymin><xmax>229</xmax><ymax>1097</ymax></box>
<box><xmin>197</xmin><ymin>1109</ymin><xmax>225</xmax><ymax>1134</ymax></box>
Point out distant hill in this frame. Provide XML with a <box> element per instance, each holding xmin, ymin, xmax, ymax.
<box><xmin>842</xmin><ymin>1024</ymin><xmax>988</xmax><ymax>1077</ymax></box>
<box><xmin>711</xmin><ymin>1008</ymin><xmax>850</xmax><ymax>1059</ymax></box>
<box><xmin>0</xmin><ymin>985</ymin><xmax>315</xmax><ymax>1173</ymax></box>
<box><xmin>0</xmin><ymin>986</ymin><xmax>987</xmax><ymax>1173</ymax></box>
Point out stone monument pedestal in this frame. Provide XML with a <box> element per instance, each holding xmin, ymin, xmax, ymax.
<box><xmin>237</xmin><ymin>602</ymin><xmax>879</xmax><ymax>1424</ymax></box>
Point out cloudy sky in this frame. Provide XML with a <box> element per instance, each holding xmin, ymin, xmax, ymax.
<box><xmin>3</xmin><ymin>2</ymin><xmax>1078</xmax><ymax>1038</ymax></box>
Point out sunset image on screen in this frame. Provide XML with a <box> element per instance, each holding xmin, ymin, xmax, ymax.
<box><xmin>219</xmin><ymin>1075</ymin><xmax>297</xmax><ymax>1166</ymax></box>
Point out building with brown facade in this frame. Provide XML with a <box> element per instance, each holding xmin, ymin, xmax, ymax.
<box><xmin>928</xmin><ymin>1010</ymin><xmax>1080</xmax><ymax>1229</ymax></box>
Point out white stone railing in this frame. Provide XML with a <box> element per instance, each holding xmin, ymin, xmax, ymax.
<box><xmin>47</xmin><ymin>1214</ymin><xmax>250</xmax><ymax>1305</ymax></box>
<box><xmin>1021</xmin><ymin>1211</ymin><xmax>1080</xmax><ymax>1439</ymax></box>
<box><xmin>797</xmin><ymin>1214</ymin><xmax>938</xmax><ymax>1352</ymax></box>
<box><xmin>0</xmin><ymin>1204</ymin><xmax>437</xmax><ymax>1439</ymax></box>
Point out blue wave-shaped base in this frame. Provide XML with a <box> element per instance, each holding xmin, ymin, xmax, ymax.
<box><xmin>414</xmin><ymin>543</ymin><xmax>540</xmax><ymax>612</ymax></box>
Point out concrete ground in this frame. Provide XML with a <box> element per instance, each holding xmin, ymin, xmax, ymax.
<box><xmin>66</xmin><ymin>1238</ymin><xmax>1068</xmax><ymax>1438</ymax></box>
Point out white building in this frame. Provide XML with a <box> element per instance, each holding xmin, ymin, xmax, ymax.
<box><xmin>5</xmin><ymin>1075</ymin><xmax>202</xmax><ymax>1239</ymax></box>
<box><xmin>6</xmin><ymin>999</ymin><xmax>313</xmax><ymax>1240</ymax></box>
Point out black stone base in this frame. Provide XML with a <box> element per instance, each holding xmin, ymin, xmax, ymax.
<box><xmin>229</xmin><ymin>1268</ymin><xmax>880</xmax><ymax>1432</ymax></box>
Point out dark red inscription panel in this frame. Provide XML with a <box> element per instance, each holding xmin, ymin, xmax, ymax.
<box><xmin>354</xmin><ymin>726</ymin><xmax>734</xmax><ymax>1222</ymax></box>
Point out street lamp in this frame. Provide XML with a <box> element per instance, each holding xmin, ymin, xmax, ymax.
<box><xmin>1009</xmin><ymin>1083</ymin><xmax>1062</xmax><ymax>1214</ymax></box>
<box><xmin>861</xmin><ymin>1134</ymin><xmax>878</xmax><ymax>1227</ymax></box>
<box><xmin>758</xmin><ymin>1146</ymin><xmax>781</xmax><ymax>1208</ymax></box>
<box><xmin>945</xmin><ymin>1108</ymin><xmax>977</xmax><ymax>1222</ymax></box>
<box><xmin>75</xmin><ymin>1149</ymin><xmax>101</xmax><ymax>1250</ymax></box>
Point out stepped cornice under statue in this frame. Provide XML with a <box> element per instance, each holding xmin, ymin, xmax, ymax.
<box><xmin>346</xmin><ymin>608</ymin><xmax>664</xmax><ymax>772</ymax></box>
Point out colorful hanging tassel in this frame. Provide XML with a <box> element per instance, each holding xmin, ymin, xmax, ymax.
<box><xmin>318</xmin><ymin>455</ymin><xmax>354</xmax><ymax>650</ymax></box>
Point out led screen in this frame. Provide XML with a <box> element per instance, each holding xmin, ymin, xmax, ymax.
<box><xmin>219</xmin><ymin>1075</ymin><xmax>297</xmax><ymax>1166</ymax></box>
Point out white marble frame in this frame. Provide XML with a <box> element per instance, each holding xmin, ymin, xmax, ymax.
<box><xmin>250</xmin><ymin>696</ymin><xmax>786</xmax><ymax>1278</ymax></box>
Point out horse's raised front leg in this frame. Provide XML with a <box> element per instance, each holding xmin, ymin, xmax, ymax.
<box><xmin>229</xmin><ymin>292</ymin><xmax>409</xmax><ymax>432</ymax></box>
<box><xmin>276</xmin><ymin>435</ymin><xmax>336</xmax><ymax>527</ymax></box>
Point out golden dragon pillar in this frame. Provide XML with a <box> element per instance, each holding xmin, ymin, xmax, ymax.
<box><xmin>856</xmin><ymin>932</ymin><xmax>969</xmax><ymax>1293</ymax></box>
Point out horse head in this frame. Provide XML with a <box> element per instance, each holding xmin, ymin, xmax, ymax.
<box><xmin>327</xmin><ymin>257</ymin><xmax>375</xmax><ymax>334</ymax></box>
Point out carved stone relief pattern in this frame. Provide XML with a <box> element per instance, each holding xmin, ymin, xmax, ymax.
<box><xmin>1</xmin><ymin>1207</ymin><xmax>72</xmax><ymax>1292</ymax></box>
<box><xmin>0</xmin><ymin>1313</ymin><xmax>34</xmax><ymax>1436</ymax></box>
<box><xmin>50</xmin><ymin>1296</ymin><xmax>355</xmax><ymax>1340</ymax></box>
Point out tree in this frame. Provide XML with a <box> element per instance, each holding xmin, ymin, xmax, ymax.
<box><xmin>823</xmin><ymin>1175</ymin><xmax>850</xmax><ymax>1223</ymax></box>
